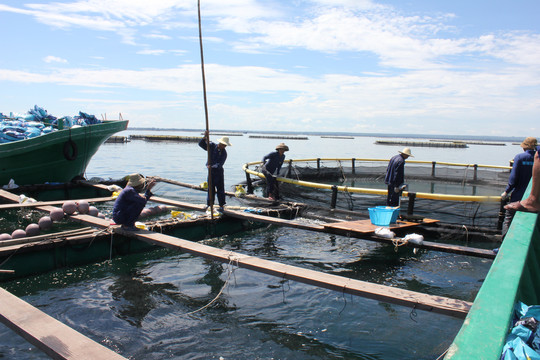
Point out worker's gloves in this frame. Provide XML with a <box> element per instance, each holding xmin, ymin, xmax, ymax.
<box><xmin>501</xmin><ymin>192</ymin><xmax>509</xmax><ymax>201</ymax></box>
<box><xmin>394</xmin><ymin>187</ymin><xmax>400</xmax><ymax>193</ymax></box>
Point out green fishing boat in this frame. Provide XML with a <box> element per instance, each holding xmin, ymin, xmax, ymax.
<box><xmin>446</xmin><ymin>186</ymin><xmax>539</xmax><ymax>359</ymax></box>
<box><xmin>0</xmin><ymin>119</ymin><xmax>128</xmax><ymax>186</ymax></box>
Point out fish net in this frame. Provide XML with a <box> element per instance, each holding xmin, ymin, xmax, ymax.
<box><xmin>246</xmin><ymin>158</ymin><xmax>510</xmax><ymax>229</ymax></box>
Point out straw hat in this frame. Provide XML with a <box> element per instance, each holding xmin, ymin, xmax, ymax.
<box><xmin>521</xmin><ymin>137</ymin><xmax>537</xmax><ymax>150</ymax></box>
<box><xmin>127</xmin><ymin>173</ymin><xmax>146</xmax><ymax>188</ymax></box>
<box><xmin>218</xmin><ymin>136</ymin><xmax>232</xmax><ymax>146</ymax></box>
<box><xmin>276</xmin><ymin>143</ymin><xmax>289</xmax><ymax>151</ymax></box>
<box><xmin>399</xmin><ymin>147</ymin><xmax>413</xmax><ymax>157</ymax></box>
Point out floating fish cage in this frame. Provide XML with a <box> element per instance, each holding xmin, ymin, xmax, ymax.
<box><xmin>242</xmin><ymin>158</ymin><xmax>511</xmax><ymax>229</ymax></box>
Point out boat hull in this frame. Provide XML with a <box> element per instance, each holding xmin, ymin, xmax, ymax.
<box><xmin>0</xmin><ymin>120</ymin><xmax>128</xmax><ymax>186</ymax></box>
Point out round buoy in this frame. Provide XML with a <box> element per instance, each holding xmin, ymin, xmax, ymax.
<box><xmin>97</xmin><ymin>213</ymin><xmax>105</xmax><ymax>219</ymax></box>
<box><xmin>140</xmin><ymin>208</ymin><xmax>152</xmax><ymax>218</ymax></box>
<box><xmin>88</xmin><ymin>206</ymin><xmax>99</xmax><ymax>217</ymax></box>
<box><xmin>11</xmin><ymin>229</ymin><xmax>26</xmax><ymax>239</ymax></box>
<box><xmin>0</xmin><ymin>233</ymin><xmax>12</xmax><ymax>241</ymax></box>
<box><xmin>25</xmin><ymin>223</ymin><xmax>40</xmax><ymax>237</ymax></box>
<box><xmin>62</xmin><ymin>201</ymin><xmax>77</xmax><ymax>215</ymax></box>
<box><xmin>38</xmin><ymin>216</ymin><xmax>53</xmax><ymax>230</ymax></box>
<box><xmin>50</xmin><ymin>208</ymin><xmax>64</xmax><ymax>222</ymax></box>
<box><xmin>77</xmin><ymin>200</ymin><xmax>90</xmax><ymax>214</ymax></box>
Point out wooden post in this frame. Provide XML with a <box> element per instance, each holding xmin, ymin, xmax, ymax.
<box><xmin>245</xmin><ymin>165</ymin><xmax>254</xmax><ymax>194</ymax></box>
<box><xmin>407</xmin><ymin>192</ymin><xmax>416</xmax><ymax>215</ymax></box>
<box><xmin>498</xmin><ymin>199</ymin><xmax>506</xmax><ymax>231</ymax></box>
<box><xmin>286</xmin><ymin>159</ymin><xmax>292</xmax><ymax>178</ymax></box>
<box><xmin>330</xmin><ymin>185</ymin><xmax>338</xmax><ymax>209</ymax></box>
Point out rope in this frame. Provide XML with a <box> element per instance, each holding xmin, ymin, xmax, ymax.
<box><xmin>185</xmin><ymin>255</ymin><xmax>239</xmax><ymax>316</ymax></box>
<box><xmin>391</xmin><ymin>237</ymin><xmax>409</xmax><ymax>252</ymax></box>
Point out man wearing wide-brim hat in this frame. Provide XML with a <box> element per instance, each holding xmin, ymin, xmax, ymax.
<box><xmin>501</xmin><ymin>137</ymin><xmax>537</xmax><ymax>237</ymax></box>
<box><xmin>199</xmin><ymin>131</ymin><xmax>231</xmax><ymax>212</ymax></box>
<box><xmin>261</xmin><ymin>143</ymin><xmax>289</xmax><ymax>201</ymax></box>
<box><xmin>112</xmin><ymin>173</ymin><xmax>156</xmax><ymax>231</ymax></box>
<box><xmin>384</xmin><ymin>147</ymin><xmax>413</xmax><ymax>206</ymax></box>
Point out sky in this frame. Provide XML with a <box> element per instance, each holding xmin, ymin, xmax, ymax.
<box><xmin>1</xmin><ymin>0</ymin><xmax>539</xmax><ymax>137</ymax></box>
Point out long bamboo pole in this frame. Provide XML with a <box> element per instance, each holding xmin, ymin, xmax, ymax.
<box><xmin>198</xmin><ymin>0</ymin><xmax>213</xmax><ymax>218</ymax></box>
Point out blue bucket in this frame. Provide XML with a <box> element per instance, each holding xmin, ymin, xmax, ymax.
<box><xmin>368</xmin><ymin>206</ymin><xmax>400</xmax><ymax>226</ymax></box>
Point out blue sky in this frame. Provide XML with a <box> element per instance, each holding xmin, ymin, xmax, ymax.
<box><xmin>1</xmin><ymin>0</ymin><xmax>539</xmax><ymax>137</ymax></box>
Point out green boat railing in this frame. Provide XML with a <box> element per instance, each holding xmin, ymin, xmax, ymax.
<box><xmin>445</xmin><ymin>182</ymin><xmax>539</xmax><ymax>359</ymax></box>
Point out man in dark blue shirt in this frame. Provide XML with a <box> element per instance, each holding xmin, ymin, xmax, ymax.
<box><xmin>199</xmin><ymin>131</ymin><xmax>231</xmax><ymax>211</ymax></box>
<box><xmin>113</xmin><ymin>173</ymin><xmax>156</xmax><ymax>231</ymax></box>
<box><xmin>261</xmin><ymin>143</ymin><xmax>289</xmax><ymax>200</ymax></box>
<box><xmin>384</xmin><ymin>147</ymin><xmax>412</xmax><ymax>206</ymax></box>
<box><xmin>501</xmin><ymin>137</ymin><xmax>537</xmax><ymax>236</ymax></box>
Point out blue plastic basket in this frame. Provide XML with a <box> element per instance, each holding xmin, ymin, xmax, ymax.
<box><xmin>368</xmin><ymin>206</ymin><xmax>400</xmax><ymax>226</ymax></box>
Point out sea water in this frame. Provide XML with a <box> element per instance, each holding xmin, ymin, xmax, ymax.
<box><xmin>0</xmin><ymin>130</ymin><xmax>519</xmax><ymax>359</ymax></box>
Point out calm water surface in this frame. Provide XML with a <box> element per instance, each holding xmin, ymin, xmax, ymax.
<box><xmin>0</xmin><ymin>131</ymin><xmax>516</xmax><ymax>359</ymax></box>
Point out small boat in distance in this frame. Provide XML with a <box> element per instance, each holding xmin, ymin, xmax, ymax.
<box><xmin>0</xmin><ymin>111</ymin><xmax>128</xmax><ymax>186</ymax></box>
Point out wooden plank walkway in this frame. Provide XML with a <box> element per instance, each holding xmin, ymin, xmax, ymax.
<box><xmin>222</xmin><ymin>209</ymin><xmax>496</xmax><ymax>259</ymax></box>
<box><xmin>324</xmin><ymin>218</ymin><xmax>440</xmax><ymax>233</ymax></box>
<box><xmin>0</xmin><ymin>287</ymin><xmax>126</xmax><ymax>360</ymax></box>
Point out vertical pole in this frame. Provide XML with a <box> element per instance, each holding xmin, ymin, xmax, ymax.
<box><xmin>473</xmin><ymin>164</ymin><xmax>478</xmax><ymax>181</ymax></box>
<box><xmin>330</xmin><ymin>185</ymin><xmax>338</xmax><ymax>209</ymax></box>
<box><xmin>431</xmin><ymin>161</ymin><xmax>436</xmax><ymax>177</ymax></box>
<box><xmin>352</xmin><ymin>158</ymin><xmax>356</xmax><ymax>175</ymax></box>
<box><xmin>498</xmin><ymin>199</ymin><xmax>506</xmax><ymax>231</ymax></box>
<box><xmin>407</xmin><ymin>192</ymin><xmax>416</xmax><ymax>215</ymax></box>
<box><xmin>245</xmin><ymin>165</ymin><xmax>253</xmax><ymax>194</ymax></box>
<box><xmin>198</xmin><ymin>0</ymin><xmax>213</xmax><ymax>217</ymax></box>
<box><xmin>286</xmin><ymin>159</ymin><xmax>292</xmax><ymax>178</ymax></box>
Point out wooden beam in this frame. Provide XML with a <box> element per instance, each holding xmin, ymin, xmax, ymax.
<box><xmin>0</xmin><ymin>197</ymin><xmax>113</xmax><ymax>210</ymax></box>
<box><xmin>0</xmin><ymin>287</ymin><xmax>126</xmax><ymax>360</ymax></box>
<box><xmin>117</xmin><ymin>227</ymin><xmax>471</xmax><ymax>318</ymax></box>
<box><xmin>222</xmin><ymin>209</ymin><xmax>496</xmax><ymax>259</ymax></box>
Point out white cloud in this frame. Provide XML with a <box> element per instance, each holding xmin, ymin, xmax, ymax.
<box><xmin>43</xmin><ymin>56</ymin><xmax>68</xmax><ymax>64</ymax></box>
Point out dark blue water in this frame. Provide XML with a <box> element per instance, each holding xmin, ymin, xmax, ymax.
<box><xmin>0</xmin><ymin>131</ymin><xmax>513</xmax><ymax>359</ymax></box>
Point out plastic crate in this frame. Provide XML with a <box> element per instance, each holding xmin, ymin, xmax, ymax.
<box><xmin>368</xmin><ymin>206</ymin><xmax>400</xmax><ymax>226</ymax></box>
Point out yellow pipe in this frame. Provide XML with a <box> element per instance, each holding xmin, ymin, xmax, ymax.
<box><xmin>243</xmin><ymin>161</ymin><xmax>504</xmax><ymax>203</ymax></box>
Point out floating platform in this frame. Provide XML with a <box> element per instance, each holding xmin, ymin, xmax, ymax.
<box><xmin>249</xmin><ymin>135</ymin><xmax>308</xmax><ymax>140</ymax></box>
<box><xmin>323</xmin><ymin>218</ymin><xmax>440</xmax><ymax>234</ymax></box>
<box><xmin>130</xmin><ymin>135</ymin><xmax>200</xmax><ymax>142</ymax></box>
<box><xmin>375</xmin><ymin>139</ymin><xmax>468</xmax><ymax>148</ymax></box>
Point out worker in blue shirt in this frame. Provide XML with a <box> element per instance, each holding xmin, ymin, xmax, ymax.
<box><xmin>385</xmin><ymin>147</ymin><xmax>413</xmax><ymax>206</ymax></box>
<box><xmin>261</xmin><ymin>143</ymin><xmax>289</xmax><ymax>201</ymax></box>
<box><xmin>113</xmin><ymin>173</ymin><xmax>156</xmax><ymax>231</ymax></box>
<box><xmin>501</xmin><ymin>137</ymin><xmax>537</xmax><ymax>236</ymax></box>
<box><xmin>199</xmin><ymin>131</ymin><xmax>231</xmax><ymax>212</ymax></box>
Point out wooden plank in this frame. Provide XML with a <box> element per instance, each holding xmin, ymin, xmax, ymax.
<box><xmin>0</xmin><ymin>287</ymin><xmax>126</xmax><ymax>360</ymax></box>
<box><xmin>223</xmin><ymin>209</ymin><xmax>496</xmax><ymax>259</ymax></box>
<box><xmin>0</xmin><ymin>197</ymin><xmax>113</xmax><ymax>210</ymax></box>
<box><xmin>119</xmin><ymin>228</ymin><xmax>471</xmax><ymax>318</ymax></box>
<box><xmin>324</xmin><ymin>218</ymin><xmax>439</xmax><ymax>234</ymax></box>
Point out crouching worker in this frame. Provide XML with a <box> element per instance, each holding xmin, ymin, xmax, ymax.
<box><xmin>113</xmin><ymin>173</ymin><xmax>156</xmax><ymax>231</ymax></box>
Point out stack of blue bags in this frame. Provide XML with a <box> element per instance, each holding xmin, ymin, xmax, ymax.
<box><xmin>0</xmin><ymin>105</ymin><xmax>101</xmax><ymax>143</ymax></box>
<box><xmin>502</xmin><ymin>302</ymin><xmax>540</xmax><ymax>359</ymax></box>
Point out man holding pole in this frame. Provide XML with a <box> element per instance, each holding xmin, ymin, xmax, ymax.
<box><xmin>199</xmin><ymin>130</ymin><xmax>231</xmax><ymax>212</ymax></box>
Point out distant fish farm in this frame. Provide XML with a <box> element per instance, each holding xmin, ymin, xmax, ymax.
<box><xmin>249</xmin><ymin>135</ymin><xmax>309</xmax><ymax>140</ymax></box>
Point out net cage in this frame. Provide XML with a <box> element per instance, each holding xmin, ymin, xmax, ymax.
<box><xmin>242</xmin><ymin>158</ymin><xmax>511</xmax><ymax>229</ymax></box>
